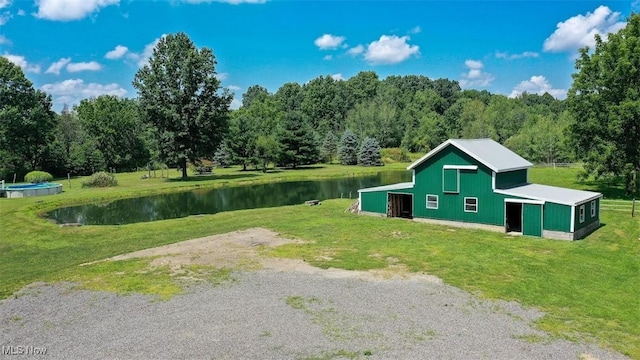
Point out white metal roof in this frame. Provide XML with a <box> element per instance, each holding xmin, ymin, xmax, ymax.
<box><xmin>495</xmin><ymin>183</ymin><xmax>602</xmax><ymax>206</ymax></box>
<box><xmin>407</xmin><ymin>139</ymin><xmax>533</xmax><ymax>173</ymax></box>
<box><xmin>358</xmin><ymin>182</ymin><xmax>414</xmax><ymax>193</ymax></box>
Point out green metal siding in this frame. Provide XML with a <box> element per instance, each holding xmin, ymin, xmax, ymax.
<box><xmin>443</xmin><ymin>168</ymin><xmax>458</xmax><ymax>193</ymax></box>
<box><xmin>413</xmin><ymin>145</ymin><xmax>506</xmax><ymax>226</ymax></box>
<box><xmin>360</xmin><ymin>191</ymin><xmax>387</xmax><ymax>214</ymax></box>
<box><xmin>523</xmin><ymin>203</ymin><xmax>543</xmax><ymax>237</ymax></box>
<box><xmin>574</xmin><ymin>198</ymin><xmax>599</xmax><ymax>231</ymax></box>
<box><xmin>543</xmin><ymin>202</ymin><xmax>571</xmax><ymax>232</ymax></box>
<box><xmin>495</xmin><ymin>170</ymin><xmax>528</xmax><ymax>189</ymax></box>
<box><xmin>360</xmin><ymin>187</ymin><xmax>414</xmax><ymax>215</ymax></box>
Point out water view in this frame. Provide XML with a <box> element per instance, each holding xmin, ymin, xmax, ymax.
<box><xmin>49</xmin><ymin>171</ymin><xmax>411</xmax><ymax>225</ymax></box>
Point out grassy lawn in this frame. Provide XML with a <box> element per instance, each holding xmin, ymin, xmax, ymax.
<box><xmin>0</xmin><ymin>164</ymin><xmax>638</xmax><ymax>358</ymax></box>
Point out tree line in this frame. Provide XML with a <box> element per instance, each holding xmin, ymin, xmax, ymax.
<box><xmin>1</xmin><ymin>17</ymin><xmax>638</xmax><ymax>194</ymax></box>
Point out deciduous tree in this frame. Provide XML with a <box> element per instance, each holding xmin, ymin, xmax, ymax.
<box><xmin>567</xmin><ymin>14</ymin><xmax>640</xmax><ymax>194</ymax></box>
<box><xmin>75</xmin><ymin>95</ymin><xmax>149</xmax><ymax>171</ymax></box>
<box><xmin>0</xmin><ymin>57</ymin><xmax>56</xmax><ymax>179</ymax></box>
<box><xmin>133</xmin><ymin>32</ymin><xmax>232</xmax><ymax>179</ymax></box>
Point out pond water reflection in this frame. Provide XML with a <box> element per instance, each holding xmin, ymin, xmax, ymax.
<box><xmin>49</xmin><ymin>171</ymin><xmax>411</xmax><ymax>225</ymax></box>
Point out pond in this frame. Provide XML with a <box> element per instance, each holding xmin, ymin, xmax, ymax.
<box><xmin>49</xmin><ymin>171</ymin><xmax>411</xmax><ymax>225</ymax></box>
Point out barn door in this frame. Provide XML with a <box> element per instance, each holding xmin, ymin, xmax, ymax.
<box><xmin>522</xmin><ymin>203</ymin><xmax>543</xmax><ymax>237</ymax></box>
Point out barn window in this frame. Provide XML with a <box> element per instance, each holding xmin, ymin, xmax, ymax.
<box><xmin>579</xmin><ymin>204</ymin><xmax>585</xmax><ymax>223</ymax></box>
<box><xmin>443</xmin><ymin>168</ymin><xmax>459</xmax><ymax>193</ymax></box>
<box><xmin>426</xmin><ymin>194</ymin><xmax>438</xmax><ymax>209</ymax></box>
<box><xmin>590</xmin><ymin>200</ymin><xmax>596</xmax><ymax>217</ymax></box>
<box><xmin>464</xmin><ymin>197</ymin><xmax>477</xmax><ymax>213</ymax></box>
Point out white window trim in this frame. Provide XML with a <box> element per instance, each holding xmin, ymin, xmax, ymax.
<box><xmin>426</xmin><ymin>194</ymin><xmax>438</xmax><ymax>209</ymax></box>
<box><xmin>579</xmin><ymin>204</ymin><xmax>585</xmax><ymax>223</ymax></box>
<box><xmin>464</xmin><ymin>197</ymin><xmax>478</xmax><ymax>213</ymax></box>
<box><xmin>442</xmin><ymin>168</ymin><xmax>460</xmax><ymax>194</ymax></box>
<box><xmin>590</xmin><ymin>200</ymin><xmax>596</xmax><ymax>218</ymax></box>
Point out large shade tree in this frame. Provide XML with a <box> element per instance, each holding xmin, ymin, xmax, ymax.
<box><xmin>75</xmin><ymin>95</ymin><xmax>149</xmax><ymax>172</ymax></box>
<box><xmin>567</xmin><ymin>14</ymin><xmax>640</xmax><ymax>195</ymax></box>
<box><xmin>0</xmin><ymin>57</ymin><xmax>56</xmax><ymax>180</ymax></box>
<box><xmin>133</xmin><ymin>32</ymin><xmax>232</xmax><ymax>179</ymax></box>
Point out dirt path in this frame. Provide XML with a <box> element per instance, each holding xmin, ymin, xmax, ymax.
<box><xmin>104</xmin><ymin>227</ymin><xmax>443</xmax><ymax>283</ymax></box>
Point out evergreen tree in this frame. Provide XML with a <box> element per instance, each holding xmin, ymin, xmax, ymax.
<box><xmin>358</xmin><ymin>137</ymin><xmax>383</xmax><ymax>166</ymax></box>
<box><xmin>338</xmin><ymin>130</ymin><xmax>358</xmax><ymax>165</ymax></box>
<box><xmin>320</xmin><ymin>131</ymin><xmax>338</xmax><ymax>163</ymax></box>
<box><xmin>212</xmin><ymin>143</ymin><xmax>231</xmax><ymax>168</ymax></box>
<box><xmin>276</xmin><ymin>111</ymin><xmax>319</xmax><ymax>168</ymax></box>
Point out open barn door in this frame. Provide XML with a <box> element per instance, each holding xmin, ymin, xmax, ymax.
<box><xmin>387</xmin><ymin>193</ymin><xmax>413</xmax><ymax>219</ymax></box>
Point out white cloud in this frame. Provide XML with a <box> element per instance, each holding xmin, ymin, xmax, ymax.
<box><xmin>323</xmin><ymin>54</ymin><xmax>332</xmax><ymax>61</ymax></box>
<box><xmin>41</xmin><ymin>79</ymin><xmax>127</xmax><ymax>106</ymax></box>
<box><xmin>0</xmin><ymin>0</ymin><xmax>10</xmax><ymax>9</ymax></box>
<box><xmin>331</xmin><ymin>73</ymin><xmax>345</xmax><ymax>81</ymax></box>
<box><xmin>409</xmin><ymin>26</ymin><xmax>421</xmax><ymax>34</ymax></box>
<box><xmin>459</xmin><ymin>59</ymin><xmax>494</xmax><ymax>88</ymax></box>
<box><xmin>0</xmin><ymin>34</ymin><xmax>9</xmax><ymax>44</ymax></box>
<box><xmin>230</xmin><ymin>97</ymin><xmax>242</xmax><ymax>110</ymax></box>
<box><xmin>495</xmin><ymin>51</ymin><xmax>539</xmax><ymax>60</ymax></box>
<box><xmin>127</xmin><ymin>36</ymin><xmax>163</xmax><ymax>67</ymax></box>
<box><xmin>0</xmin><ymin>11</ymin><xmax>10</xmax><ymax>25</ymax></box>
<box><xmin>105</xmin><ymin>45</ymin><xmax>128</xmax><ymax>59</ymax></box>
<box><xmin>215</xmin><ymin>72</ymin><xmax>228</xmax><ymax>81</ymax></box>
<box><xmin>66</xmin><ymin>61</ymin><xmax>101</xmax><ymax>72</ymax></box>
<box><xmin>227</xmin><ymin>85</ymin><xmax>241</xmax><ymax>91</ymax></box>
<box><xmin>543</xmin><ymin>6</ymin><xmax>626</xmax><ymax>52</ymax></box>
<box><xmin>364</xmin><ymin>35</ymin><xmax>419</xmax><ymax>65</ymax></box>
<box><xmin>34</xmin><ymin>0</ymin><xmax>120</xmax><ymax>21</ymax></box>
<box><xmin>509</xmin><ymin>75</ymin><xmax>566</xmax><ymax>99</ymax></box>
<box><xmin>314</xmin><ymin>34</ymin><xmax>346</xmax><ymax>50</ymax></box>
<box><xmin>45</xmin><ymin>57</ymin><xmax>71</xmax><ymax>75</ymax></box>
<box><xmin>347</xmin><ymin>44</ymin><xmax>364</xmax><ymax>56</ymax></box>
<box><xmin>17</xmin><ymin>9</ymin><xmax>25</xmax><ymax>16</ymax></box>
<box><xmin>2</xmin><ymin>54</ymin><xmax>41</xmax><ymax>73</ymax></box>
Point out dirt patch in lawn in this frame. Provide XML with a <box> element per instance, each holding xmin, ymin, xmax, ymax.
<box><xmin>101</xmin><ymin>227</ymin><xmax>442</xmax><ymax>283</ymax></box>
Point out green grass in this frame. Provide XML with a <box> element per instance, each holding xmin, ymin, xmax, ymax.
<box><xmin>0</xmin><ymin>165</ymin><xmax>638</xmax><ymax>358</ymax></box>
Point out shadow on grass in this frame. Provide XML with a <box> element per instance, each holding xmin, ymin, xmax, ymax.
<box><xmin>167</xmin><ymin>173</ymin><xmax>259</xmax><ymax>182</ymax></box>
<box><xmin>285</xmin><ymin>165</ymin><xmax>327</xmax><ymax>170</ymax></box>
<box><xmin>581</xmin><ymin>180</ymin><xmax>633</xmax><ymax>200</ymax></box>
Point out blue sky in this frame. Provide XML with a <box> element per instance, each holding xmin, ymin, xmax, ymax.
<box><xmin>0</xmin><ymin>0</ymin><xmax>635</xmax><ymax>111</ymax></box>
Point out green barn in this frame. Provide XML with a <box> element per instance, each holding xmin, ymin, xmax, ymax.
<box><xmin>358</xmin><ymin>139</ymin><xmax>602</xmax><ymax>240</ymax></box>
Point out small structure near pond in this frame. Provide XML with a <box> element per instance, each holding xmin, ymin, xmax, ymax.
<box><xmin>358</xmin><ymin>139</ymin><xmax>602</xmax><ymax>240</ymax></box>
<box><xmin>1</xmin><ymin>182</ymin><xmax>63</xmax><ymax>198</ymax></box>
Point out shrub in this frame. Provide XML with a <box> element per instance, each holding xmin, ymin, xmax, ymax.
<box><xmin>381</xmin><ymin>148</ymin><xmax>411</xmax><ymax>163</ymax></box>
<box><xmin>358</xmin><ymin>137</ymin><xmax>383</xmax><ymax>166</ymax></box>
<box><xmin>82</xmin><ymin>171</ymin><xmax>118</xmax><ymax>188</ymax></box>
<box><xmin>24</xmin><ymin>171</ymin><xmax>53</xmax><ymax>183</ymax></box>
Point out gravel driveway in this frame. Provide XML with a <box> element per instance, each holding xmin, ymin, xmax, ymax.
<box><xmin>0</xmin><ymin>269</ymin><xmax>627</xmax><ymax>360</ymax></box>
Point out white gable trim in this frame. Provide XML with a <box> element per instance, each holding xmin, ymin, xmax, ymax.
<box><xmin>407</xmin><ymin>139</ymin><xmax>531</xmax><ymax>173</ymax></box>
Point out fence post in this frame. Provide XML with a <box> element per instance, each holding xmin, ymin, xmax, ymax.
<box><xmin>632</xmin><ymin>198</ymin><xmax>635</xmax><ymax>217</ymax></box>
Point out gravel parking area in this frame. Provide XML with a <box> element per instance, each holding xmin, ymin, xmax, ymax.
<box><xmin>0</xmin><ymin>272</ymin><xmax>626</xmax><ymax>359</ymax></box>
<box><xmin>0</xmin><ymin>229</ymin><xmax>628</xmax><ymax>359</ymax></box>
